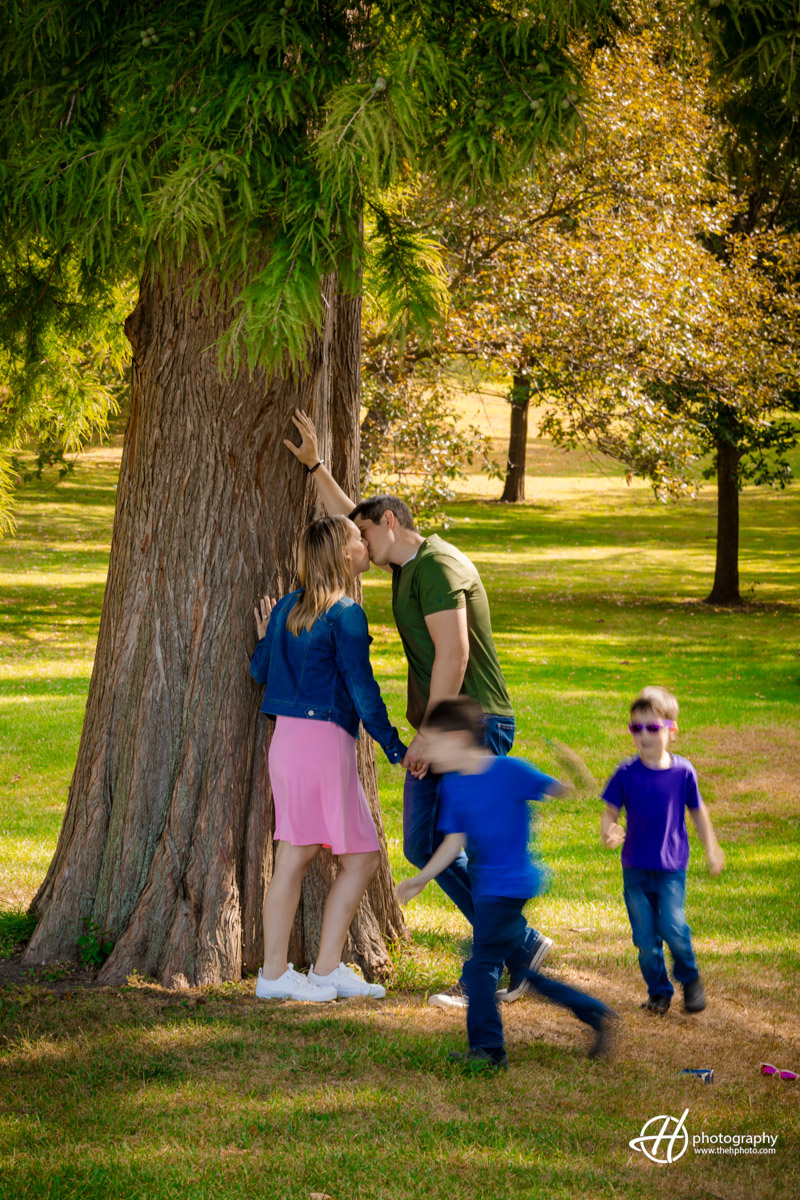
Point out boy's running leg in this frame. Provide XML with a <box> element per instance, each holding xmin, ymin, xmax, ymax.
<box><xmin>481</xmin><ymin>714</ymin><xmax>550</xmax><ymax>992</ymax></box>
<box><xmin>462</xmin><ymin>896</ymin><xmax>522</xmax><ymax>1065</ymax></box>
<box><xmin>655</xmin><ymin>871</ymin><xmax>698</xmax><ymax>982</ymax></box>
<box><xmin>522</xmin><ymin>967</ymin><xmax>616</xmax><ymax>1058</ymax></box>
<box><xmin>655</xmin><ymin>871</ymin><xmax>703</xmax><ymax>1010</ymax></box>
<box><xmin>522</xmin><ymin>969</ymin><xmax>611</xmax><ymax>1026</ymax></box>
<box><xmin>623</xmin><ymin>867</ymin><xmax>673</xmax><ymax>1002</ymax></box>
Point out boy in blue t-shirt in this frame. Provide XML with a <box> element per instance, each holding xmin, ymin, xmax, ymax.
<box><xmin>396</xmin><ymin>697</ymin><xmax>616</xmax><ymax>1070</ymax></box>
<box><xmin>600</xmin><ymin>686</ymin><xmax>725</xmax><ymax>1016</ymax></box>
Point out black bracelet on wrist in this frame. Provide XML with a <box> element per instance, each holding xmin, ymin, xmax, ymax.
<box><xmin>308</xmin><ymin>460</ymin><xmax>323</xmax><ymax>474</ymax></box>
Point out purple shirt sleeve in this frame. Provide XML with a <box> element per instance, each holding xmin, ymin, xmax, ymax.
<box><xmin>684</xmin><ymin>763</ymin><xmax>702</xmax><ymax>810</ymax></box>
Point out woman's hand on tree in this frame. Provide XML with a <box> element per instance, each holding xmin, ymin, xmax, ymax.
<box><xmin>284</xmin><ymin>408</ymin><xmax>321</xmax><ymax>469</ymax></box>
<box><xmin>254</xmin><ymin>595</ymin><xmax>276</xmax><ymax>641</ymax></box>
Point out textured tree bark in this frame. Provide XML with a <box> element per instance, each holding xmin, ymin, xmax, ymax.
<box><xmin>705</xmin><ymin>435</ymin><xmax>742</xmax><ymax>606</ymax></box>
<box><xmin>24</xmin><ymin>267</ymin><xmax>403</xmax><ymax>985</ymax></box>
<box><xmin>500</xmin><ymin>374</ymin><xmax>531</xmax><ymax>503</ymax></box>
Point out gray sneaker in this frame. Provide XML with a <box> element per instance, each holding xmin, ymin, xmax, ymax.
<box><xmin>497</xmin><ymin>934</ymin><xmax>554</xmax><ymax>1003</ymax></box>
<box><xmin>529</xmin><ymin>933</ymin><xmax>554</xmax><ymax>971</ymax></box>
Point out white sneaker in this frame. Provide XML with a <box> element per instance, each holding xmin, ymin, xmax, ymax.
<box><xmin>255</xmin><ymin>964</ymin><xmax>337</xmax><ymax>1002</ymax></box>
<box><xmin>308</xmin><ymin>962</ymin><xmax>386</xmax><ymax>999</ymax></box>
<box><xmin>428</xmin><ymin>984</ymin><xmax>468</xmax><ymax>1009</ymax></box>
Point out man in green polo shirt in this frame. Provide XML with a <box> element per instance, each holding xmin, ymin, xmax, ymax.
<box><xmin>284</xmin><ymin>409</ymin><xmax>553</xmax><ymax>1006</ymax></box>
<box><xmin>390</xmin><ymin>529</ymin><xmax>514</xmax><ymax>734</ymax></box>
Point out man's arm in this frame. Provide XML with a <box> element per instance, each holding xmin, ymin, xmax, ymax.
<box><xmin>284</xmin><ymin>409</ymin><xmax>356</xmax><ymax>515</ymax></box>
<box><xmin>402</xmin><ymin>607</ymin><xmax>469</xmax><ymax>771</ymax></box>
<box><xmin>689</xmin><ymin>803</ymin><xmax>725</xmax><ymax>875</ymax></box>
<box><xmin>424</xmin><ymin>607</ymin><xmax>470</xmax><ymax>715</ymax></box>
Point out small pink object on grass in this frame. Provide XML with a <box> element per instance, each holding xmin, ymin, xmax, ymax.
<box><xmin>761</xmin><ymin>1063</ymin><xmax>798</xmax><ymax>1081</ymax></box>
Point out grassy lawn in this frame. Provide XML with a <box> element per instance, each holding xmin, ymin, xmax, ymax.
<box><xmin>1</xmin><ymin>411</ymin><xmax>799</xmax><ymax>1199</ymax></box>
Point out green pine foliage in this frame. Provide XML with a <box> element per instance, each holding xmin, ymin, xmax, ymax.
<box><xmin>0</xmin><ymin>240</ymin><xmax>132</xmax><ymax>532</ymax></box>
<box><xmin>0</xmin><ymin>2</ymin><xmax>620</xmax><ymax>523</ymax></box>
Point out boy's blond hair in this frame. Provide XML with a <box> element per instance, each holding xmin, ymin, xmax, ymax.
<box><xmin>630</xmin><ymin>686</ymin><xmax>679</xmax><ymax>722</ymax></box>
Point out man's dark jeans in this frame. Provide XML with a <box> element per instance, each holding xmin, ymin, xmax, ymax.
<box><xmin>622</xmin><ymin>867</ymin><xmax>699</xmax><ymax>998</ymax></box>
<box><xmin>466</xmin><ymin>895</ymin><xmax>609</xmax><ymax>1051</ymax></box>
<box><xmin>402</xmin><ymin>713</ymin><xmax>541</xmax><ymax>973</ymax></box>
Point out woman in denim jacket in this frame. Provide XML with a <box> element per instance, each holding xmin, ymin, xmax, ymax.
<box><xmin>250</xmin><ymin>515</ymin><xmax>407</xmax><ymax>1003</ymax></box>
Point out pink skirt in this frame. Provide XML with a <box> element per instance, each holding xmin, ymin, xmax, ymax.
<box><xmin>268</xmin><ymin>716</ymin><xmax>380</xmax><ymax>855</ymax></box>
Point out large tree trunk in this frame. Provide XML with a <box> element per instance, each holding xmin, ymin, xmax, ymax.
<box><xmin>705</xmin><ymin>434</ymin><xmax>742</xmax><ymax>606</ymax></box>
<box><xmin>500</xmin><ymin>374</ymin><xmax>531</xmax><ymax>503</ymax></box>
<box><xmin>24</xmin><ymin>266</ymin><xmax>404</xmax><ymax>986</ymax></box>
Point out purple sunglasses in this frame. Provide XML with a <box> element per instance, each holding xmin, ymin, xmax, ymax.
<box><xmin>761</xmin><ymin>1063</ymin><xmax>798</xmax><ymax>1081</ymax></box>
<box><xmin>628</xmin><ymin>720</ymin><xmax>676</xmax><ymax>734</ymax></box>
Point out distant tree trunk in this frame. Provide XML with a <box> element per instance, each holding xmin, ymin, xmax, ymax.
<box><xmin>705</xmin><ymin>435</ymin><xmax>742</xmax><ymax>605</ymax></box>
<box><xmin>24</xmin><ymin>265</ymin><xmax>403</xmax><ymax>986</ymax></box>
<box><xmin>500</xmin><ymin>374</ymin><xmax>531</xmax><ymax>503</ymax></box>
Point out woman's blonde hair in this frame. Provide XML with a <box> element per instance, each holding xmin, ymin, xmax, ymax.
<box><xmin>286</xmin><ymin>515</ymin><xmax>355</xmax><ymax>635</ymax></box>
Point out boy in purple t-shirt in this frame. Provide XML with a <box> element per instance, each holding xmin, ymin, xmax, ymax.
<box><xmin>600</xmin><ymin>686</ymin><xmax>725</xmax><ymax>1016</ymax></box>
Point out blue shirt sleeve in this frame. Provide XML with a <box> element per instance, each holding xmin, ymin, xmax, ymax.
<box><xmin>602</xmin><ymin>766</ymin><xmax>624</xmax><ymax>810</ymax></box>
<box><xmin>437</xmin><ymin>777</ymin><xmax>466</xmax><ymax>834</ymax></box>
<box><xmin>684</xmin><ymin>762</ymin><xmax>702</xmax><ymax>810</ymax></box>
<box><xmin>511</xmin><ymin>758</ymin><xmax>558</xmax><ymax>802</ymax></box>
<box><xmin>332</xmin><ymin>603</ymin><xmax>408</xmax><ymax>765</ymax></box>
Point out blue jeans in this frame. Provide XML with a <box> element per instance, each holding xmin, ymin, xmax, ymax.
<box><xmin>402</xmin><ymin>714</ymin><xmax>540</xmax><ymax>974</ymax></box>
<box><xmin>622</xmin><ymin>867</ymin><xmax>699</xmax><ymax>998</ymax></box>
<box><xmin>466</xmin><ymin>895</ymin><xmax>609</xmax><ymax>1051</ymax></box>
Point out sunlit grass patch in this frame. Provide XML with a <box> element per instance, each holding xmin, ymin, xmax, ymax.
<box><xmin>1</xmin><ymin>429</ymin><xmax>799</xmax><ymax>1198</ymax></box>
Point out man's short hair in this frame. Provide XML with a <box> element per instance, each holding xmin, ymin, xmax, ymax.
<box><xmin>423</xmin><ymin>696</ymin><xmax>485</xmax><ymax>744</ymax></box>
<box><xmin>348</xmin><ymin>494</ymin><xmax>416</xmax><ymax>531</ymax></box>
<box><xmin>630</xmin><ymin>686</ymin><xmax>679</xmax><ymax>722</ymax></box>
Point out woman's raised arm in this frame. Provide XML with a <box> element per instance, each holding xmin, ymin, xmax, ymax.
<box><xmin>283</xmin><ymin>409</ymin><xmax>356</xmax><ymax>516</ymax></box>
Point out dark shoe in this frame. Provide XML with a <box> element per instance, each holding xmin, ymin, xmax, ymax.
<box><xmin>449</xmin><ymin>1047</ymin><xmax>508</xmax><ymax>1071</ymax></box>
<box><xmin>528</xmin><ymin>933</ymin><xmax>553</xmax><ymax>972</ymax></box>
<box><xmin>498</xmin><ymin>933</ymin><xmax>554</xmax><ymax>1003</ymax></box>
<box><xmin>683</xmin><ymin>977</ymin><xmax>706</xmax><ymax>1013</ymax></box>
<box><xmin>641</xmin><ymin>994</ymin><xmax>671</xmax><ymax>1016</ymax></box>
<box><xmin>428</xmin><ymin>983</ymin><xmax>467</xmax><ymax>1010</ymax></box>
<box><xmin>588</xmin><ymin>1010</ymin><xmax>619</xmax><ymax>1060</ymax></box>
<box><xmin>497</xmin><ymin>974</ymin><xmax>531</xmax><ymax>1003</ymax></box>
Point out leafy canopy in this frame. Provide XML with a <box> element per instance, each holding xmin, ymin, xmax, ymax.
<box><xmin>360</xmin><ymin>5</ymin><xmax>800</xmax><ymax>505</ymax></box>
<box><xmin>0</xmin><ymin>0</ymin><xmax>620</xmax><ymax>372</ymax></box>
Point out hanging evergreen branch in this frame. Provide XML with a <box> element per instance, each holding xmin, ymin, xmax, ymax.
<box><xmin>0</xmin><ymin>0</ymin><xmax>623</xmax><ymax>521</ymax></box>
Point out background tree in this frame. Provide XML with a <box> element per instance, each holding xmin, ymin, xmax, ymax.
<box><xmin>0</xmin><ymin>243</ymin><xmax>132</xmax><ymax>527</ymax></box>
<box><xmin>0</xmin><ymin>1</ymin><xmax>618</xmax><ymax>983</ymax></box>
<box><xmin>362</xmin><ymin>6</ymin><xmax>800</xmax><ymax>601</ymax></box>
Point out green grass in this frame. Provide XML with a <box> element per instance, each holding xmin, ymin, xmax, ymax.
<box><xmin>1</xmin><ymin>436</ymin><xmax>799</xmax><ymax>1199</ymax></box>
